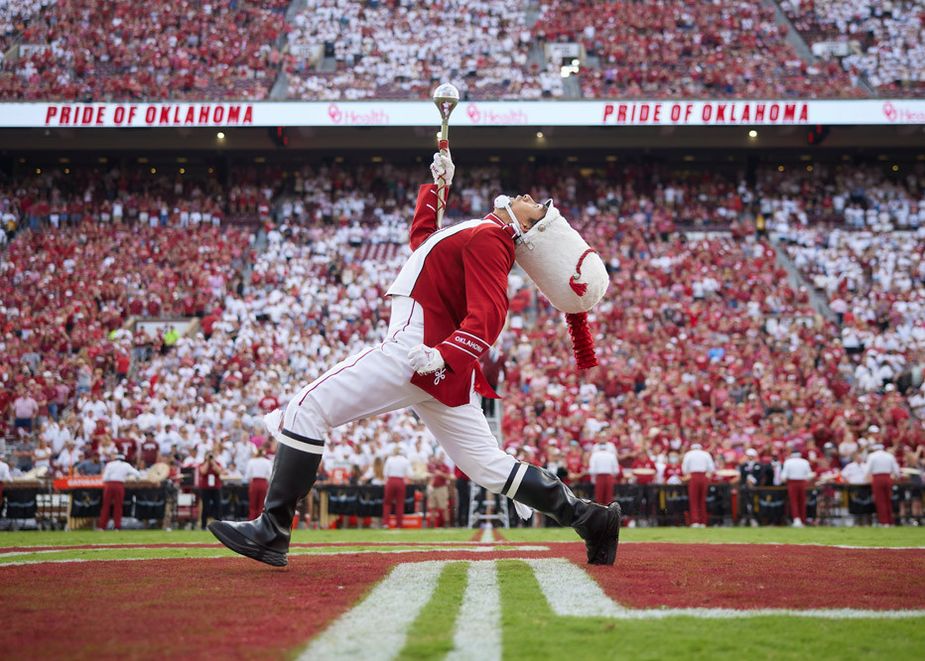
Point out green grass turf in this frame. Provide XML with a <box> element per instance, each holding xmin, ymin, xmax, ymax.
<box><xmin>396</xmin><ymin>562</ymin><xmax>468</xmax><ymax>661</ymax></box>
<box><xmin>0</xmin><ymin>544</ymin><xmax>542</xmax><ymax>565</ymax></box>
<box><xmin>0</xmin><ymin>527</ymin><xmax>477</xmax><ymax>548</ymax></box>
<box><xmin>2</xmin><ymin>526</ymin><xmax>923</xmax><ymax>551</ymax></box>
<box><xmin>497</xmin><ymin>560</ymin><xmax>925</xmax><ymax>661</ymax></box>
<box><xmin>500</xmin><ymin>525</ymin><xmax>925</xmax><ymax>547</ymax></box>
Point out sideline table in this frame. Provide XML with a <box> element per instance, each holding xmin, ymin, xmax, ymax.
<box><xmin>53</xmin><ymin>476</ymin><xmax>168</xmax><ymax>529</ymax></box>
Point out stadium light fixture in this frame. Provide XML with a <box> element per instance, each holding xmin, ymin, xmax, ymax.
<box><xmin>217</xmin><ymin>131</ymin><xmax>226</xmax><ymax>141</ymax></box>
<box><xmin>748</xmin><ymin>129</ymin><xmax>758</xmax><ymax>139</ymax></box>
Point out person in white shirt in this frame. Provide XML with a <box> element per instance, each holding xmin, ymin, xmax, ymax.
<box><xmin>682</xmin><ymin>443</ymin><xmax>715</xmax><ymax>527</ymax></box>
<box><xmin>55</xmin><ymin>440</ymin><xmax>81</xmax><ymax>476</ymax></box>
<box><xmin>245</xmin><ymin>449</ymin><xmax>274</xmax><ymax>520</ymax></box>
<box><xmin>841</xmin><ymin>453</ymin><xmax>867</xmax><ymax>485</ymax></box>
<box><xmin>780</xmin><ymin>450</ymin><xmax>813</xmax><ymax>527</ymax></box>
<box><xmin>865</xmin><ymin>444</ymin><xmax>901</xmax><ymax>526</ymax></box>
<box><xmin>382</xmin><ymin>447</ymin><xmax>412</xmax><ymax>529</ymax></box>
<box><xmin>589</xmin><ymin>442</ymin><xmax>619</xmax><ymax>505</ymax></box>
<box><xmin>98</xmin><ymin>454</ymin><xmax>141</xmax><ymax>530</ymax></box>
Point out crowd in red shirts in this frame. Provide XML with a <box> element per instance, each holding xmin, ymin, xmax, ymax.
<box><xmin>2</xmin><ymin>159</ymin><xmax>923</xmax><ymax>528</ymax></box>
<box><xmin>11</xmin><ymin>0</ymin><xmax>924</xmax><ymax>102</ymax></box>
<box><xmin>0</xmin><ymin>164</ymin><xmax>283</xmax><ymax>235</ymax></box>
<box><xmin>0</xmin><ymin>0</ymin><xmax>286</xmax><ymax>101</ymax></box>
<box><xmin>537</xmin><ymin>0</ymin><xmax>865</xmax><ymax>99</ymax></box>
<box><xmin>780</xmin><ymin>0</ymin><xmax>925</xmax><ymax>97</ymax></box>
<box><xmin>0</xmin><ymin>210</ymin><xmax>251</xmax><ymax>445</ymax></box>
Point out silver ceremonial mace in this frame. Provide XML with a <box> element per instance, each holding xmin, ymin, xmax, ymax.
<box><xmin>432</xmin><ymin>82</ymin><xmax>459</xmax><ymax>228</ymax></box>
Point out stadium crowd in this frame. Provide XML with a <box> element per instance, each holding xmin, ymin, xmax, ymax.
<box><xmin>0</xmin><ymin>0</ymin><xmax>53</xmax><ymax>52</ymax></box>
<box><xmin>11</xmin><ymin>0</ymin><xmax>925</xmax><ymax>101</ymax></box>
<box><xmin>2</xmin><ymin>158</ymin><xmax>924</xmax><ymax>527</ymax></box>
<box><xmin>537</xmin><ymin>0</ymin><xmax>864</xmax><ymax>99</ymax></box>
<box><xmin>283</xmin><ymin>0</ymin><xmax>561</xmax><ymax>100</ymax></box>
<box><xmin>754</xmin><ymin>162</ymin><xmax>925</xmax><ymax>230</ymax></box>
<box><xmin>0</xmin><ymin>0</ymin><xmax>286</xmax><ymax>101</ymax></box>
<box><xmin>779</xmin><ymin>0</ymin><xmax>925</xmax><ymax>97</ymax></box>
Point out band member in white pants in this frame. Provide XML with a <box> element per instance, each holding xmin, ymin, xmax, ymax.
<box><xmin>209</xmin><ymin>151</ymin><xmax>621</xmax><ymax>566</ymax></box>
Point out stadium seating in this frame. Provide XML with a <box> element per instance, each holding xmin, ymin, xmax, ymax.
<box><xmin>778</xmin><ymin>0</ymin><xmax>925</xmax><ymax>97</ymax></box>
<box><xmin>537</xmin><ymin>0</ymin><xmax>865</xmax><ymax>98</ymax></box>
<box><xmin>754</xmin><ymin>162</ymin><xmax>924</xmax><ymax>229</ymax></box>
<box><xmin>6</xmin><ymin>0</ymin><xmax>909</xmax><ymax>101</ymax></box>
<box><xmin>3</xmin><ymin>160</ymin><xmax>922</xmax><ymax>490</ymax></box>
<box><xmin>784</xmin><ymin>228</ymin><xmax>925</xmax><ymax>416</ymax></box>
<box><xmin>0</xmin><ymin>0</ymin><xmax>52</xmax><ymax>53</ymax></box>
<box><xmin>0</xmin><ymin>0</ymin><xmax>286</xmax><ymax>100</ymax></box>
<box><xmin>283</xmin><ymin>0</ymin><xmax>556</xmax><ymax>100</ymax></box>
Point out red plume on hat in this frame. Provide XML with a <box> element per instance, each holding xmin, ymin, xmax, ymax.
<box><xmin>514</xmin><ymin>201</ymin><xmax>608</xmax><ymax>370</ymax></box>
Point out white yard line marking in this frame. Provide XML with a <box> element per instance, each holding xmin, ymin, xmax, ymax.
<box><xmin>515</xmin><ymin>540</ymin><xmax>925</xmax><ymax>550</ymax></box>
<box><xmin>0</xmin><ymin>549</ymin><xmax>72</xmax><ymax>558</ymax></box>
<box><xmin>526</xmin><ymin>558</ymin><xmax>925</xmax><ymax>620</ymax></box>
<box><xmin>297</xmin><ymin>560</ymin><xmax>444</xmax><ymax>661</ymax></box>
<box><xmin>480</xmin><ymin>526</ymin><xmax>495</xmax><ymax>544</ymax></box>
<box><xmin>0</xmin><ymin>539</ymin><xmax>507</xmax><ymax>551</ymax></box>
<box><xmin>808</xmin><ymin>544</ymin><xmax>925</xmax><ymax>551</ymax></box>
<box><xmin>526</xmin><ymin>558</ymin><xmax>626</xmax><ymax>617</ymax></box>
<box><xmin>447</xmin><ymin>561</ymin><xmax>501</xmax><ymax>661</ymax></box>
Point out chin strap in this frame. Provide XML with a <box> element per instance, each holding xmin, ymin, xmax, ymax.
<box><xmin>494</xmin><ymin>195</ymin><xmax>523</xmax><ymax>241</ymax></box>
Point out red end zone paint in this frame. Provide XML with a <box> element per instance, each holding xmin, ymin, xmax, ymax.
<box><xmin>0</xmin><ymin>554</ymin><xmax>393</xmax><ymax>659</ymax></box>
<box><xmin>0</xmin><ymin>548</ymin><xmax>555</xmax><ymax>659</ymax></box>
<box><xmin>2</xmin><ymin>543</ymin><xmax>924</xmax><ymax>658</ymax></box>
<box><xmin>581</xmin><ymin>543</ymin><xmax>925</xmax><ymax>610</ymax></box>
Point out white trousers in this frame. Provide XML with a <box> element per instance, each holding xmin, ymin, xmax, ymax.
<box><xmin>274</xmin><ymin>296</ymin><xmax>523</xmax><ymax>500</ymax></box>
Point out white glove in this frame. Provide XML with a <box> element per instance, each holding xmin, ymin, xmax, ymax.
<box><xmin>430</xmin><ymin>150</ymin><xmax>455</xmax><ymax>187</ymax></box>
<box><xmin>408</xmin><ymin>344</ymin><xmax>446</xmax><ymax>375</ymax></box>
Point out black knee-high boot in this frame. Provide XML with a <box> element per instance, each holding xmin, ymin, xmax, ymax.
<box><xmin>508</xmin><ymin>464</ymin><xmax>621</xmax><ymax>565</ymax></box>
<box><xmin>209</xmin><ymin>443</ymin><xmax>321</xmax><ymax>567</ymax></box>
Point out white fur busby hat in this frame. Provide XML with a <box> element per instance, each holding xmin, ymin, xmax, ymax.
<box><xmin>507</xmin><ymin>198</ymin><xmax>608</xmax><ymax>369</ymax></box>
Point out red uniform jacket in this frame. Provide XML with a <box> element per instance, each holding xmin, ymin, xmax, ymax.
<box><xmin>388</xmin><ymin>184</ymin><xmax>517</xmax><ymax>407</ymax></box>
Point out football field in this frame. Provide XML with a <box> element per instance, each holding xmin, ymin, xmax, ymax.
<box><xmin>2</xmin><ymin>527</ymin><xmax>924</xmax><ymax>660</ymax></box>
